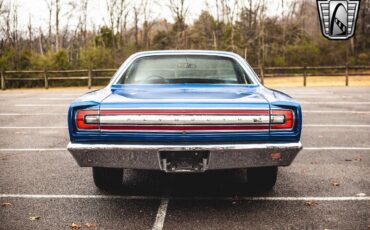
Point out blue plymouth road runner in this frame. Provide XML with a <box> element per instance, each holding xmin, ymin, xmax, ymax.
<box><xmin>67</xmin><ymin>50</ymin><xmax>302</xmax><ymax>190</ymax></box>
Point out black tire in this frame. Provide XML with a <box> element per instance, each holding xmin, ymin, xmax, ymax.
<box><xmin>247</xmin><ymin>166</ymin><xmax>278</xmax><ymax>191</ymax></box>
<box><xmin>92</xmin><ymin>167</ymin><xmax>123</xmax><ymax>190</ymax></box>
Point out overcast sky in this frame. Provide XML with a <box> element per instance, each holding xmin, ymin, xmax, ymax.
<box><xmin>5</xmin><ymin>0</ymin><xmax>292</xmax><ymax>33</ymax></box>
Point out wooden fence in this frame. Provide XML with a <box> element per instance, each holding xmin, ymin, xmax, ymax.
<box><xmin>1</xmin><ymin>66</ymin><xmax>370</xmax><ymax>90</ymax></box>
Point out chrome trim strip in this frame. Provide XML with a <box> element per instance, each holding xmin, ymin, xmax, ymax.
<box><xmin>97</xmin><ymin>115</ymin><xmax>270</xmax><ymax>125</ymax></box>
<box><xmin>68</xmin><ymin>142</ymin><xmax>302</xmax><ymax>151</ymax></box>
<box><xmin>99</xmin><ymin>128</ymin><xmax>270</xmax><ymax>133</ymax></box>
<box><xmin>99</xmin><ymin>108</ymin><xmax>270</xmax><ymax>111</ymax></box>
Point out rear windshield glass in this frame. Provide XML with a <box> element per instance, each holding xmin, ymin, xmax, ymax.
<box><xmin>118</xmin><ymin>55</ymin><xmax>252</xmax><ymax>84</ymax></box>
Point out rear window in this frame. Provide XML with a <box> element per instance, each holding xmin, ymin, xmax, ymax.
<box><xmin>118</xmin><ymin>55</ymin><xmax>252</xmax><ymax>84</ymax></box>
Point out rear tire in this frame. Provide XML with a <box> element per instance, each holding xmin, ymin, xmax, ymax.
<box><xmin>92</xmin><ymin>167</ymin><xmax>123</xmax><ymax>190</ymax></box>
<box><xmin>247</xmin><ymin>166</ymin><xmax>278</xmax><ymax>191</ymax></box>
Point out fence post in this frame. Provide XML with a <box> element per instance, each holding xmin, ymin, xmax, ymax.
<box><xmin>1</xmin><ymin>69</ymin><xmax>5</xmax><ymax>90</ymax></box>
<box><xmin>44</xmin><ymin>69</ymin><xmax>48</xmax><ymax>89</ymax></box>
<box><xmin>88</xmin><ymin>68</ymin><xmax>92</xmax><ymax>89</ymax></box>
<box><xmin>303</xmin><ymin>66</ymin><xmax>307</xmax><ymax>87</ymax></box>
<box><xmin>345</xmin><ymin>64</ymin><xmax>349</xmax><ymax>86</ymax></box>
<box><xmin>260</xmin><ymin>66</ymin><xmax>264</xmax><ymax>85</ymax></box>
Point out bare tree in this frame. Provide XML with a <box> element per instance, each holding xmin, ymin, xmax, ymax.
<box><xmin>44</xmin><ymin>0</ymin><xmax>54</xmax><ymax>48</ymax></box>
<box><xmin>116</xmin><ymin>0</ymin><xmax>129</xmax><ymax>35</ymax></box>
<box><xmin>105</xmin><ymin>0</ymin><xmax>130</xmax><ymax>47</ymax></box>
<box><xmin>55</xmin><ymin>0</ymin><xmax>60</xmax><ymax>51</ymax></box>
<box><xmin>257</xmin><ymin>0</ymin><xmax>266</xmax><ymax>67</ymax></box>
<box><xmin>116</xmin><ymin>0</ymin><xmax>130</xmax><ymax>47</ymax></box>
<box><xmin>81</xmin><ymin>0</ymin><xmax>88</xmax><ymax>43</ymax></box>
<box><xmin>0</xmin><ymin>0</ymin><xmax>6</xmax><ymax>16</ymax></box>
<box><xmin>106</xmin><ymin>0</ymin><xmax>117</xmax><ymax>33</ymax></box>
<box><xmin>4</xmin><ymin>4</ymin><xmax>11</xmax><ymax>43</ymax></box>
<box><xmin>141</xmin><ymin>0</ymin><xmax>158</xmax><ymax>48</ymax></box>
<box><xmin>27</xmin><ymin>14</ymin><xmax>32</xmax><ymax>50</ymax></box>
<box><xmin>38</xmin><ymin>27</ymin><xmax>44</xmax><ymax>55</ymax></box>
<box><xmin>219</xmin><ymin>0</ymin><xmax>240</xmax><ymax>51</ymax></box>
<box><xmin>133</xmin><ymin>6</ymin><xmax>140</xmax><ymax>47</ymax></box>
<box><xmin>167</xmin><ymin>0</ymin><xmax>189</xmax><ymax>31</ymax></box>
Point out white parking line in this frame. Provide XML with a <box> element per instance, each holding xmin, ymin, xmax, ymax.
<box><xmin>152</xmin><ymin>199</ymin><xmax>169</xmax><ymax>230</ymax></box>
<box><xmin>0</xmin><ymin>147</ymin><xmax>369</xmax><ymax>152</ymax></box>
<box><xmin>1</xmin><ymin>126</ymin><xmax>67</xmax><ymax>129</ymax></box>
<box><xmin>0</xmin><ymin>113</ymin><xmax>64</xmax><ymax>116</ymax></box>
<box><xmin>0</xmin><ymin>194</ymin><xmax>369</xmax><ymax>201</ymax></box>
<box><xmin>294</xmin><ymin>96</ymin><xmax>353</xmax><ymax>99</ymax></box>
<box><xmin>304</xmin><ymin>124</ymin><xmax>370</xmax><ymax>127</ymax></box>
<box><xmin>15</xmin><ymin>104</ymin><xmax>68</xmax><ymax>107</ymax></box>
<box><xmin>304</xmin><ymin>147</ymin><xmax>370</xmax><ymax>150</ymax></box>
<box><xmin>303</xmin><ymin>110</ymin><xmax>370</xmax><ymax>114</ymax></box>
<box><xmin>62</xmin><ymin>93</ymin><xmax>87</xmax><ymax>96</ymax></box>
<box><xmin>39</xmin><ymin>98</ymin><xmax>74</xmax><ymax>100</ymax></box>
<box><xmin>0</xmin><ymin>148</ymin><xmax>66</xmax><ymax>152</ymax></box>
<box><xmin>300</xmin><ymin>102</ymin><xmax>370</xmax><ymax>104</ymax></box>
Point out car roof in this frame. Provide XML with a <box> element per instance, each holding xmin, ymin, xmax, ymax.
<box><xmin>132</xmin><ymin>50</ymin><xmax>240</xmax><ymax>58</ymax></box>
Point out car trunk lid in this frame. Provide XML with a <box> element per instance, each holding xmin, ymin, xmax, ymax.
<box><xmin>85</xmin><ymin>84</ymin><xmax>269</xmax><ymax>142</ymax></box>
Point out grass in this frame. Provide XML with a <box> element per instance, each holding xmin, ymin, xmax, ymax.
<box><xmin>264</xmin><ymin>76</ymin><xmax>370</xmax><ymax>87</ymax></box>
<box><xmin>1</xmin><ymin>76</ymin><xmax>370</xmax><ymax>91</ymax></box>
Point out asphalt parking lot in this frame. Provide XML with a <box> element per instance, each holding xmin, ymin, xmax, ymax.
<box><xmin>0</xmin><ymin>87</ymin><xmax>369</xmax><ymax>230</ymax></box>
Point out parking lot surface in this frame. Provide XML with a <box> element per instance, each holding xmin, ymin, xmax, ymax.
<box><xmin>0</xmin><ymin>87</ymin><xmax>369</xmax><ymax>229</ymax></box>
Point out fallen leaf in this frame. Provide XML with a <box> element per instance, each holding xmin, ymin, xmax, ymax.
<box><xmin>331</xmin><ymin>182</ymin><xmax>340</xmax><ymax>187</ymax></box>
<box><xmin>353</xmin><ymin>156</ymin><xmax>362</xmax><ymax>161</ymax></box>
<box><xmin>305</xmin><ymin>200</ymin><xmax>318</xmax><ymax>207</ymax></box>
<box><xmin>1</xmin><ymin>202</ymin><xmax>12</xmax><ymax>207</ymax></box>
<box><xmin>84</xmin><ymin>223</ymin><xmax>97</xmax><ymax>228</ymax></box>
<box><xmin>29</xmin><ymin>216</ymin><xmax>41</xmax><ymax>221</ymax></box>
<box><xmin>70</xmin><ymin>223</ymin><xmax>81</xmax><ymax>230</ymax></box>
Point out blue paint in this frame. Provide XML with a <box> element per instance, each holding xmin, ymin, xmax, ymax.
<box><xmin>68</xmin><ymin>51</ymin><xmax>302</xmax><ymax>144</ymax></box>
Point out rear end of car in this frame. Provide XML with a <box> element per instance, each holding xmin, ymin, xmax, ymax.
<box><xmin>67</xmin><ymin>51</ymin><xmax>302</xmax><ymax>190</ymax></box>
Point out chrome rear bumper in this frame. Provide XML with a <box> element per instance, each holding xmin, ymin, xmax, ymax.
<box><xmin>67</xmin><ymin>142</ymin><xmax>302</xmax><ymax>171</ymax></box>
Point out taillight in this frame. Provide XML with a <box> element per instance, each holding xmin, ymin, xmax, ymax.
<box><xmin>76</xmin><ymin>110</ymin><xmax>99</xmax><ymax>130</ymax></box>
<box><xmin>75</xmin><ymin>109</ymin><xmax>295</xmax><ymax>132</ymax></box>
<box><xmin>270</xmin><ymin>109</ymin><xmax>294</xmax><ymax>130</ymax></box>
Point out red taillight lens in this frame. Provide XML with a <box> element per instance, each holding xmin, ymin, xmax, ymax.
<box><xmin>271</xmin><ymin>109</ymin><xmax>294</xmax><ymax>130</ymax></box>
<box><xmin>76</xmin><ymin>110</ymin><xmax>99</xmax><ymax>130</ymax></box>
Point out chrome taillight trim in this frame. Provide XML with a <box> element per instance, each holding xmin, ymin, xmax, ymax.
<box><xmin>94</xmin><ymin>114</ymin><xmax>271</xmax><ymax>125</ymax></box>
<box><xmin>85</xmin><ymin>115</ymin><xmax>100</xmax><ymax>124</ymax></box>
<box><xmin>270</xmin><ymin>115</ymin><xmax>285</xmax><ymax>124</ymax></box>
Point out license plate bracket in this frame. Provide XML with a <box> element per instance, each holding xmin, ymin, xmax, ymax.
<box><xmin>159</xmin><ymin>150</ymin><xmax>210</xmax><ymax>172</ymax></box>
